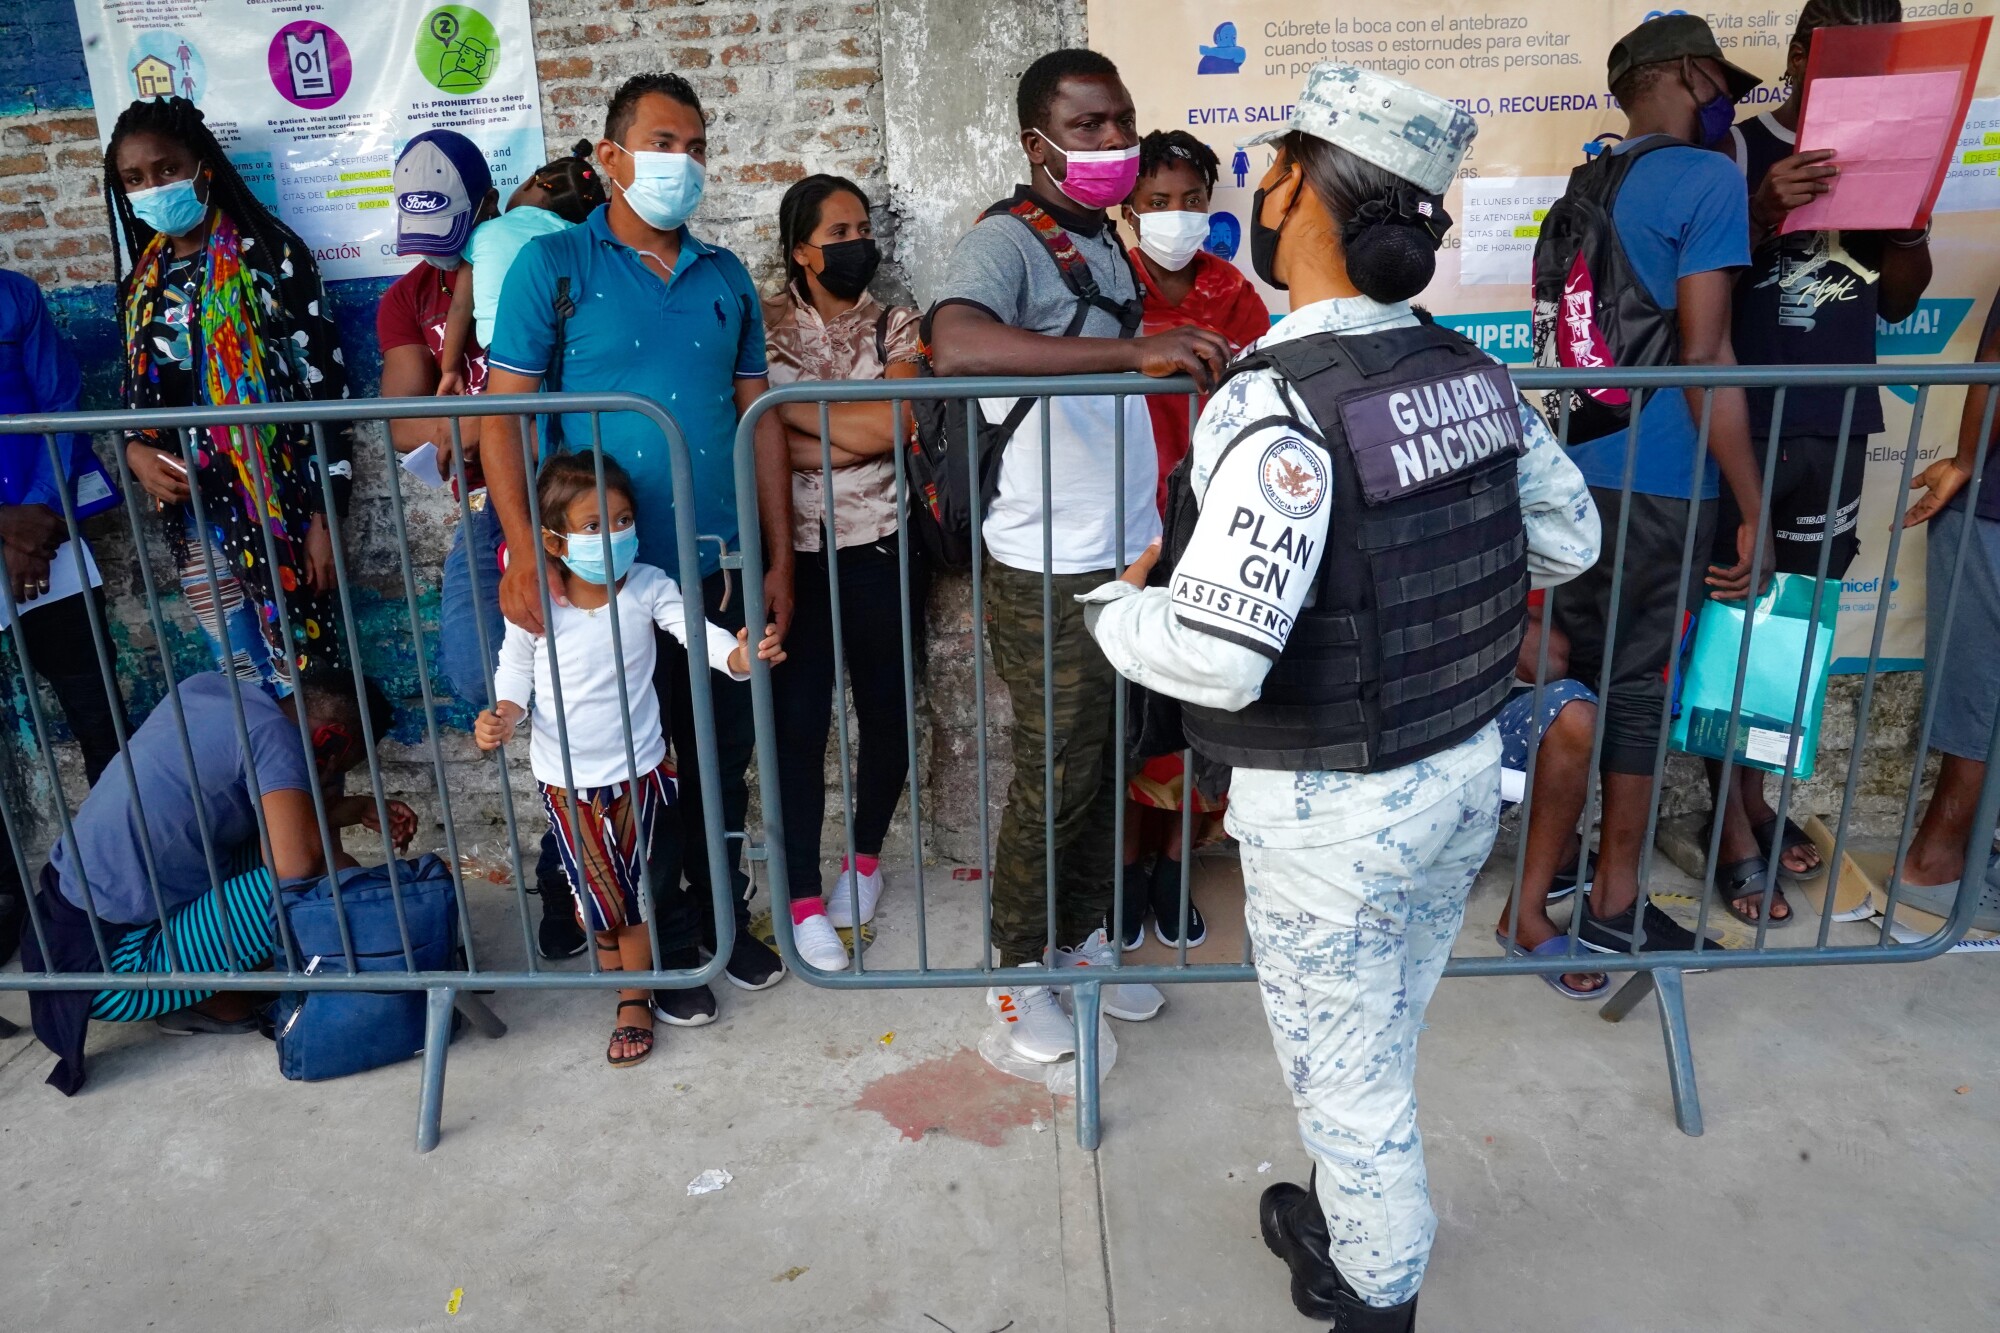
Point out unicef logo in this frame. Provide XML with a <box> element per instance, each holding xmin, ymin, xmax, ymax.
<box><xmin>398</xmin><ymin>190</ymin><xmax>452</xmax><ymax>214</ymax></box>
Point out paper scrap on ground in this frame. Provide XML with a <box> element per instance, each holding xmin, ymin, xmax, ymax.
<box><xmin>400</xmin><ymin>441</ymin><xmax>448</xmax><ymax>489</ymax></box>
<box><xmin>1787</xmin><ymin>71</ymin><xmax>1965</xmax><ymax>232</ymax></box>
<box><xmin>1459</xmin><ymin>177</ymin><xmax>1567</xmax><ymax>286</ymax></box>
<box><xmin>687</xmin><ymin>1168</ymin><xmax>733</xmax><ymax>1196</ymax></box>
<box><xmin>0</xmin><ymin>541</ymin><xmax>101</xmax><ymax>631</ymax></box>
<box><xmin>1257</xmin><ymin>1161</ymin><xmax>1273</xmax><ymax>1173</ymax></box>
<box><xmin>1935</xmin><ymin>95</ymin><xmax>2000</xmax><ymax>214</ymax></box>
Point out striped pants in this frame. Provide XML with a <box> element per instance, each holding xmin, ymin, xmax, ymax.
<box><xmin>90</xmin><ymin>846</ymin><xmax>278</xmax><ymax>1022</ymax></box>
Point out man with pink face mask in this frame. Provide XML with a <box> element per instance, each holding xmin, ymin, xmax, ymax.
<box><xmin>929</xmin><ymin>49</ymin><xmax>1232</xmax><ymax>1062</ymax></box>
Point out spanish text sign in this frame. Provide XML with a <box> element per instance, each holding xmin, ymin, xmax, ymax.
<box><xmin>74</xmin><ymin>0</ymin><xmax>545</xmax><ymax>281</ymax></box>
<box><xmin>1088</xmin><ymin>0</ymin><xmax>2000</xmax><ymax>672</ymax></box>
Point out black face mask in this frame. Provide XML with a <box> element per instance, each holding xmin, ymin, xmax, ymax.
<box><xmin>810</xmin><ymin>237</ymin><xmax>881</xmax><ymax>300</ymax></box>
<box><xmin>1249</xmin><ymin>186</ymin><xmax>1287</xmax><ymax>291</ymax></box>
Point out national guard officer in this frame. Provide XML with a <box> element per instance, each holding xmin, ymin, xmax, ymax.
<box><xmin>1082</xmin><ymin>65</ymin><xmax>1602</xmax><ymax>1329</ymax></box>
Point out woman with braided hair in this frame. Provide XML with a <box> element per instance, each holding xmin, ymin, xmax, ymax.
<box><xmin>106</xmin><ymin>96</ymin><xmax>355</xmax><ymax>694</ymax></box>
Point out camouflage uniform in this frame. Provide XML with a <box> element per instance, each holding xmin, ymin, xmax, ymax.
<box><xmin>984</xmin><ymin>560</ymin><xmax>1120</xmax><ymax>966</ymax></box>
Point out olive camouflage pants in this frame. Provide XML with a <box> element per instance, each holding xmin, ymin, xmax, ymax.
<box><xmin>984</xmin><ymin>561</ymin><xmax>1121</xmax><ymax>966</ymax></box>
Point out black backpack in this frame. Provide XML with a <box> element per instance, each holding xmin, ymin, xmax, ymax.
<box><xmin>1530</xmin><ymin>137</ymin><xmax>1682</xmax><ymax>445</ymax></box>
<box><xmin>906</xmin><ymin>199</ymin><xmax>1143</xmax><ymax>568</ymax></box>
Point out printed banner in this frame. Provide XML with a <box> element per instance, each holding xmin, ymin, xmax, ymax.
<box><xmin>74</xmin><ymin>0</ymin><xmax>545</xmax><ymax>282</ymax></box>
<box><xmin>1089</xmin><ymin>0</ymin><xmax>2000</xmax><ymax>672</ymax></box>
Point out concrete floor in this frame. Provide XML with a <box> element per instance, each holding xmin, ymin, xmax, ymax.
<box><xmin>1</xmin><ymin>853</ymin><xmax>1996</xmax><ymax>1332</ymax></box>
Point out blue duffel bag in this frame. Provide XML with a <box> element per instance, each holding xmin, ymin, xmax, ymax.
<box><xmin>273</xmin><ymin>854</ymin><xmax>460</xmax><ymax>1082</ymax></box>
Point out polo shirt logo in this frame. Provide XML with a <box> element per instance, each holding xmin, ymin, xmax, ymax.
<box><xmin>714</xmin><ymin>298</ymin><xmax>726</xmax><ymax>324</ymax></box>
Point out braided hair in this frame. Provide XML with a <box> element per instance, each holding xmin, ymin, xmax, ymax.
<box><xmin>102</xmin><ymin>97</ymin><xmax>308</xmax><ymax>290</ymax></box>
<box><xmin>526</xmin><ymin>140</ymin><xmax>607</xmax><ymax>225</ymax></box>
<box><xmin>1136</xmin><ymin>130</ymin><xmax>1220</xmax><ymax>194</ymax></box>
<box><xmin>1794</xmin><ymin>0</ymin><xmax>1902</xmax><ymax>48</ymax></box>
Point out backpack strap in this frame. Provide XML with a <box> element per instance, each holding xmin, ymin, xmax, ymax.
<box><xmin>874</xmin><ymin>304</ymin><xmax>893</xmax><ymax>368</ymax></box>
<box><xmin>982</xmin><ymin>197</ymin><xmax>1145</xmax><ymax>337</ymax></box>
<box><xmin>544</xmin><ymin>276</ymin><xmax>577</xmax><ymax>454</ymax></box>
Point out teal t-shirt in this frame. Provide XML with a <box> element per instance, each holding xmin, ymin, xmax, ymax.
<box><xmin>467</xmin><ymin>206</ymin><xmax>574</xmax><ymax>348</ymax></box>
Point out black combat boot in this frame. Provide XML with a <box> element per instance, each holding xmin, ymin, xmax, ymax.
<box><xmin>1259</xmin><ymin>1175</ymin><xmax>1419</xmax><ymax>1330</ymax></box>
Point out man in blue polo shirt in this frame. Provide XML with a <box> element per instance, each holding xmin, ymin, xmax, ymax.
<box><xmin>482</xmin><ymin>72</ymin><xmax>793</xmax><ymax>1017</ymax></box>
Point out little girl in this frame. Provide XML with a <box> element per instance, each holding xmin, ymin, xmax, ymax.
<box><xmin>475</xmin><ymin>452</ymin><xmax>783</xmax><ymax>1067</ymax></box>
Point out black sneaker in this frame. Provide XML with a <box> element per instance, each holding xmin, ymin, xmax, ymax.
<box><xmin>1116</xmin><ymin>864</ymin><xmax>1149</xmax><ymax>952</ymax></box>
<box><xmin>652</xmin><ymin>948</ymin><xmax>719</xmax><ymax>1026</ymax></box>
<box><xmin>536</xmin><ymin>879</ymin><xmax>587</xmax><ymax>961</ymax></box>
<box><xmin>1149</xmin><ymin>857</ymin><xmax>1207</xmax><ymax>949</ymax></box>
<box><xmin>724</xmin><ymin>932</ymin><xmax>786</xmax><ymax>991</ymax></box>
<box><xmin>1578</xmin><ymin>898</ymin><xmax>1722</xmax><ymax>956</ymax></box>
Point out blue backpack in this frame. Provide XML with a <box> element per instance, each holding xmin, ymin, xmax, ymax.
<box><xmin>272</xmin><ymin>854</ymin><xmax>461</xmax><ymax>1082</ymax></box>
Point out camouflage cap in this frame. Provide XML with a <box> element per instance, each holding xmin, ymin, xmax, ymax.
<box><xmin>1240</xmin><ymin>63</ymin><xmax>1477</xmax><ymax>196</ymax></box>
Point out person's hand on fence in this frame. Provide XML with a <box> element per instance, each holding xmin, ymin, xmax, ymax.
<box><xmin>473</xmin><ymin>701</ymin><xmax>524</xmax><ymax>751</ymax></box>
<box><xmin>1131</xmin><ymin>325</ymin><xmax>1231</xmax><ymax>392</ymax></box>
<box><xmin>125</xmin><ymin>439</ymin><xmax>192</xmax><ymax>505</ymax></box>
<box><xmin>1750</xmin><ymin>149</ymin><xmax>1837</xmax><ymax>236</ymax></box>
<box><xmin>302</xmin><ymin>514</ymin><xmax>336</xmax><ymax>593</ymax></box>
<box><xmin>1119</xmin><ymin>539</ymin><xmax>1162</xmax><ymax>589</ymax></box>
<box><xmin>500</xmin><ymin>551</ymin><xmax>567</xmax><ymax>634</ymax></box>
<box><xmin>1903</xmin><ymin>456</ymin><xmax>1972</xmax><ymax>527</ymax></box>
<box><xmin>358</xmin><ymin>798</ymin><xmax>419</xmax><ymax>852</ymax></box>
<box><xmin>3</xmin><ymin>541</ymin><xmax>52</xmax><ymax>604</ymax></box>
<box><xmin>729</xmin><ymin>623</ymin><xmax>786</xmax><ymax>675</ymax></box>
<box><xmin>1705</xmin><ymin>519</ymin><xmax>1777</xmax><ymax>601</ymax></box>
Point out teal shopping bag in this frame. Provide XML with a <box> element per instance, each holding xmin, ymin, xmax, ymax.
<box><xmin>1671</xmin><ymin>573</ymin><xmax>1840</xmax><ymax>780</ymax></box>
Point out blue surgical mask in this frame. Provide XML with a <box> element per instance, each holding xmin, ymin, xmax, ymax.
<box><xmin>612</xmin><ymin>146</ymin><xmax>704</xmax><ymax>231</ymax></box>
<box><xmin>128</xmin><ymin>175</ymin><xmax>209</xmax><ymax>238</ymax></box>
<box><xmin>1697</xmin><ymin>93</ymin><xmax>1736</xmax><ymax>148</ymax></box>
<box><xmin>555</xmin><ymin>526</ymin><xmax>639</xmax><ymax>585</ymax></box>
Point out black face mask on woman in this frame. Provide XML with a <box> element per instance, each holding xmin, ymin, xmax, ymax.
<box><xmin>809</xmin><ymin>237</ymin><xmax>881</xmax><ymax>300</ymax></box>
<box><xmin>1249</xmin><ymin>186</ymin><xmax>1287</xmax><ymax>292</ymax></box>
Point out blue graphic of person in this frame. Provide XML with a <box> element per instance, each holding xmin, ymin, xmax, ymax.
<box><xmin>1198</xmin><ymin>22</ymin><xmax>1246</xmax><ymax>75</ymax></box>
<box><xmin>1205</xmin><ymin>212</ymin><xmax>1241</xmax><ymax>261</ymax></box>
<box><xmin>1230</xmin><ymin>148</ymin><xmax>1250</xmax><ymax>189</ymax></box>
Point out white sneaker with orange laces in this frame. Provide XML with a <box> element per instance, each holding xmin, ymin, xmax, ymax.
<box><xmin>987</xmin><ymin>962</ymin><xmax>1076</xmax><ymax>1063</ymax></box>
<box><xmin>1054</xmin><ymin>928</ymin><xmax>1165</xmax><ymax>1021</ymax></box>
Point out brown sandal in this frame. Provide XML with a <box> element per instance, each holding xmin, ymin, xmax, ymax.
<box><xmin>608</xmin><ymin>999</ymin><xmax>655</xmax><ymax>1067</ymax></box>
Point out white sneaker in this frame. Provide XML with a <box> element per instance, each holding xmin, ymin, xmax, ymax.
<box><xmin>825</xmin><ymin>863</ymin><xmax>883</xmax><ymax>928</ymax></box>
<box><xmin>986</xmin><ymin>962</ymin><xmax>1076</xmax><ymax>1063</ymax></box>
<box><xmin>1054</xmin><ymin>928</ymin><xmax>1165</xmax><ymax>1022</ymax></box>
<box><xmin>793</xmin><ymin>909</ymin><xmax>850</xmax><ymax>972</ymax></box>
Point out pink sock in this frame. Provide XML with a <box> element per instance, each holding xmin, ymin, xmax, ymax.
<box><xmin>845</xmin><ymin>854</ymin><xmax>881</xmax><ymax>877</ymax></box>
<box><xmin>792</xmin><ymin>896</ymin><xmax>826</xmax><ymax>924</ymax></box>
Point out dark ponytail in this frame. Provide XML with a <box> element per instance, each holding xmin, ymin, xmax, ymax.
<box><xmin>1280</xmin><ymin>130</ymin><xmax>1451</xmax><ymax>305</ymax></box>
<box><xmin>528</xmin><ymin>139</ymin><xmax>606</xmax><ymax>225</ymax></box>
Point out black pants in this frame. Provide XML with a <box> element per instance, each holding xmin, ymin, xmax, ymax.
<box><xmin>1713</xmin><ymin>433</ymin><xmax>1865</xmax><ymax>580</ymax></box>
<box><xmin>1553</xmin><ymin>487</ymin><xmax>1714</xmax><ymax>775</ymax></box>
<box><xmin>771</xmin><ymin>542</ymin><xmax>928</xmax><ymax>899</ymax></box>
<box><xmin>1</xmin><ymin>590</ymin><xmax>126</xmax><ymax>963</ymax></box>
<box><xmin>650</xmin><ymin>568</ymin><xmax>755</xmax><ymax>955</ymax></box>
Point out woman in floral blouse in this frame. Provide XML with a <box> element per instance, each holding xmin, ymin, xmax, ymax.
<box><xmin>105</xmin><ymin>96</ymin><xmax>354</xmax><ymax>695</ymax></box>
<box><xmin>762</xmin><ymin>174</ymin><xmax>924</xmax><ymax>971</ymax></box>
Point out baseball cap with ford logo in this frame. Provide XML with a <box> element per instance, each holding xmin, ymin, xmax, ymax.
<box><xmin>394</xmin><ymin>130</ymin><xmax>493</xmax><ymax>258</ymax></box>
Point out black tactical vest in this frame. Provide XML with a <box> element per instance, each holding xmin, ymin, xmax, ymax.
<box><xmin>1173</xmin><ymin>322</ymin><xmax>1529</xmax><ymax>774</ymax></box>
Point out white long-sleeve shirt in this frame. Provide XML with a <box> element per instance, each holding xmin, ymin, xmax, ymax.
<box><xmin>1082</xmin><ymin>294</ymin><xmax>1601</xmax><ymax>845</ymax></box>
<box><xmin>492</xmin><ymin>562</ymin><xmax>746</xmax><ymax>789</ymax></box>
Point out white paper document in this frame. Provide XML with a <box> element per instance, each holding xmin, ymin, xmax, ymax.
<box><xmin>1459</xmin><ymin>177</ymin><xmax>1568</xmax><ymax>287</ymax></box>
<box><xmin>400</xmin><ymin>442</ymin><xmax>448</xmax><ymax>489</ymax></box>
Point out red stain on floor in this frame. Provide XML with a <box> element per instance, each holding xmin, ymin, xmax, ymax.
<box><xmin>853</xmin><ymin>1046</ymin><xmax>1062</xmax><ymax>1147</ymax></box>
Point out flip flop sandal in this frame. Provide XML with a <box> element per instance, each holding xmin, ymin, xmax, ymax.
<box><xmin>1494</xmin><ymin>931</ymin><xmax>1608</xmax><ymax>1001</ymax></box>
<box><xmin>1719</xmin><ymin>855</ymin><xmax>1794</xmax><ymax>928</ymax></box>
<box><xmin>608</xmin><ymin>999</ymin><xmax>655</xmax><ymax>1068</ymax></box>
<box><xmin>1752</xmin><ymin>814</ymin><xmax>1825</xmax><ymax>888</ymax></box>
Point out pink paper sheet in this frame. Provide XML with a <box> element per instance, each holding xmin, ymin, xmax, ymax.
<box><xmin>1784</xmin><ymin>70</ymin><xmax>1965</xmax><ymax>233</ymax></box>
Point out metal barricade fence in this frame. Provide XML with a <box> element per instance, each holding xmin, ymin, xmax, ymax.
<box><xmin>0</xmin><ymin>393</ymin><xmax>738</xmax><ymax>1151</ymax></box>
<box><xmin>734</xmin><ymin>362</ymin><xmax>2000</xmax><ymax>1151</ymax></box>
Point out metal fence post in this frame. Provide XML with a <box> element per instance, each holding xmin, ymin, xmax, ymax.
<box><xmin>415</xmin><ymin>986</ymin><xmax>457</xmax><ymax>1154</ymax></box>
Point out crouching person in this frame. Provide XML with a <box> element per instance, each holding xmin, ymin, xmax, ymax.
<box><xmin>23</xmin><ymin>670</ymin><xmax>407</xmax><ymax>1093</ymax></box>
<box><xmin>1081</xmin><ymin>66</ymin><xmax>1599</xmax><ymax>1327</ymax></box>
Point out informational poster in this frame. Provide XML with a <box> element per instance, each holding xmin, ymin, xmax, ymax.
<box><xmin>74</xmin><ymin>0</ymin><xmax>545</xmax><ymax>281</ymax></box>
<box><xmin>1089</xmin><ymin>1</ymin><xmax>2000</xmax><ymax>673</ymax></box>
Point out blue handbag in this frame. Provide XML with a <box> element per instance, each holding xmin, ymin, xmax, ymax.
<box><xmin>272</xmin><ymin>854</ymin><xmax>461</xmax><ymax>1082</ymax></box>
